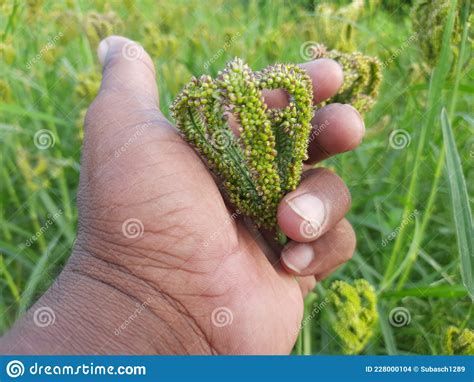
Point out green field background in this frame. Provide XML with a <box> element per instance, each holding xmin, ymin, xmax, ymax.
<box><xmin>0</xmin><ymin>0</ymin><xmax>472</xmax><ymax>355</ymax></box>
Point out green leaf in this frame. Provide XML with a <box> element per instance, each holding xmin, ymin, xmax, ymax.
<box><xmin>382</xmin><ymin>284</ymin><xmax>469</xmax><ymax>299</ymax></box>
<box><xmin>440</xmin><ymin>107</ymin><xmax>474</xmax><ymax>300</ymax></box>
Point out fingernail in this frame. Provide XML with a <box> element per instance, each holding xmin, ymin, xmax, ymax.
<box><xmin>282</xmin><ymin>244</ymin><xmax>314</xmax><ymax>273</ymax></box>
<box><xmin>345</xmin><ymin>104</ymin><xmax>365</xmax><ymax>131</ymax></box>
<box><xmin>287</xmin><ymin>193</ymin><xmax>326</xmax><ymax>239</ymax></box>
<box><xmin>97</xmin><ymin>39</ymin><xmax>110</xmax><ymax>66</ymax></box>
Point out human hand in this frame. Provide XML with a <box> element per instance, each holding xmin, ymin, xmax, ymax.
<box><xmin>1</xmin><ymin>36</ymin><xmax>364</xmax><ymax>355</ymax></box>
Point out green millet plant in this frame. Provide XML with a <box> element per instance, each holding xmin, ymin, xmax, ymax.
<box><xmin>314</xmin><ymin>1</ymin><xmax>364</xmax><ymax>53</ymax></box>
<box><xmin>310</xmin><ymin>43</ymin><xmax>382</xmax><ymax>113</ymax></box>
<box><xmin>171</xmin><ymin>58</ymin><xmax>313</xmax><ymax>230</ymax></box>
<box><xmin>171</xmin><ymin>54</ymin><xmax>381</xmax><ymax>233</ymax></box>
<box><xmin>326</xmin><ymin>279</ymin><xmax>378</xmax><ymax>355</ymax></box>
<box><xmin>444</xmin><ymin>326</ymin><xmax>474</xmax><ymax>355</ymax></box>
<box><xmin>75</xmin><ymin>71</ymin><xmax>101</xmax><ymax>103</ymax></box>
<box><xmin>84</xmin><ymin>11</ymin><xmax>123</xmax><ymax>48</ymax></box>
<box><xmin>410</xmin><ymin>0</ymin><xmax>464</xmax><ymax>68</ymax></box>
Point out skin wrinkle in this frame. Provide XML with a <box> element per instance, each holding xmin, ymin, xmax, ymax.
<box><xmin>99</xmin><ymin>81</ymin><xmax>159</xmax><ymax>106</ymax></box>
<box><xmin>85</xmin><ymin>113</ymin><xmax>160</xmax><ymax>145</ymax></box>
<box><xmin>68</xmin><ymin>258</ymin><xmax>211</xmax><ymax>354</ymax></box>
<box><xmin>122</xmin><ymin>138</ymin><xmax>184</xmax><ymax>157</ymax></box>
<box><xmin>74</xmin><ymin>240</ymin><xmax>140</xmax><ymax>269</ymax></box>
<box><xmin>77</xmin><ymin>216</ymin><xmax>239</xmax><ymax>295</ymax></box>
<box><xmin>312</xmin><ymin>140</ymin><xmax>332</xmax><ymax>159</ymax></box>
<box><xmin>70</xmin><ymin>247</ymin><xmax>146</xmax><ymax>290</ymax></box>
<box><xmin>79</xmin><ymin>211</ymin><xmax>192</xmax><ymax>243</ymax></box>
<box><xmin>75</xmin><ymin>270</ymin><xmax>190</xmax><ymax>354</ymax></box>
<box><xmin>127</xmin><ymin>166</ymin><xmax>210</xmax><ymax>184</ymax></box>
<box><xmin>70</xmin><ymin>310</ymin><xmax>112</xmax><ymax>351</ymax></box>
<box><xmin>132</xmin><ymin>192</ymin><xmax>195</xmax><ymax>209</ymax></box>
<box><xmin>132</xmin><ymin>277</ymin><xmax>217</xmax><ymax>354</ymax></box>
<box><xmin>39</xmin><ymin>277</ymin><xmax>106</xmax><ymax>354</ymax></box>
<box><xmin>77</xmin><ymin>234</ymin><xmax>170</xmax><ymax>269</ymax></box>
<box><xmin>141</xmin><ymin>235</ymin><xmax>241</xmax><ymax>279</ymax></box>
<box><xmin>85</xmin><ymin>115</ymin><xmax>167</xmax><ymax>138</ymax></box>
<box><xmin>101</xmin><ymin>232</ymin><xmax>244</xmax><ymax>355</ymax></box>
<box><xmin>80</xmin><ymin>204</ymin><xmax>191</xmax><ymax>226</ymax></box>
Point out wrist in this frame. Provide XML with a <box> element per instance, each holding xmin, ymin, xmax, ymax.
<box><xmin>0</xmin><ymin>248</ymin><xmax>214</xmax><ymax>355</ymax></box>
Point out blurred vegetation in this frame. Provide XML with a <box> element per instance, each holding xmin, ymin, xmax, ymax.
<box><xmin>0</xmin><ymin>0</ymin><xmax>472</xmax><ymax>355</ymax></box>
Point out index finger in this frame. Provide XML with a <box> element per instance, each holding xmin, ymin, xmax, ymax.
<box><xmin>262</xmin><ymin>58</ymin><xmax>343</xmax><ymax>108</ymax></box>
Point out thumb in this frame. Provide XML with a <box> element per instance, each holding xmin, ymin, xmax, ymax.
<box><xmin>82</xmin><ymin>36</ymin><xmax>168</xmax><ymax>173</ymax></box>
<box><xmin>97</xmin><ymin>35</ymin><xmax>159</xmax><ymax>105</ymax></box>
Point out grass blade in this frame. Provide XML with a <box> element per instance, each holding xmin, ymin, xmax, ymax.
<box><xmin>0</xmin><ymin>255</ymin><xmax>20</xmax><ymax>302</ymax></box>
<box><xmin>381</xmin><ymin>284</ymin><xmax>469</xmax><ymax>299</ymax></box>
<box><xmin>0</xmin><ymin>103</ymin><xmax>68</xmax><ymax>126</ymax></box>
<box><xmin>440</xmin><ymin>108</ymin><xmax>474</xmax><ymax>299</ymax></box>
<box><xmin>382</xmin><ymin>0</ymin><xmax>459</xmax><ymax>288</ymax></box>
<box><xmin>378</xmin><ymin>305</ymin><xmax>397</xmax><ymax>355</ymax></box>
<box><xmin>18</xmin><ymin>235</ymin><xmax>61</xmax><ymax>314</ymax></box>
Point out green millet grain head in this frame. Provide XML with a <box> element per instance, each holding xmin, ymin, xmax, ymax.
<box><xmin>411</xmin><ymin>0</ymin><xmax>464</xmax><ymax>68</ymax></box>
<box><xmin>326</xmin><ymin>279</ymin><xmax>378</xmax><ymax>355</ymax></box>
<box><xmin>75</xmin><ymin>71</ymin><xmax>101</xmax><ymax>103</ymax></box>
<box><xmin>310</xmin><ymin>43</ymin><xmax>382</xmax><ymax>113</ymax></box>
<box><xmin>84</xmin><ymin>11</ymin><xmax>123</xmax><ymax>48</ymax></box>
<box><xmin>171</xmin><ymin>58</ymin><xmax>313</xmax><ymax>229</ymax></box>
<box><xmin>171</xmin><ymin>55</ymin><xmax>381</xmax><ymax>231</ymax></box>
